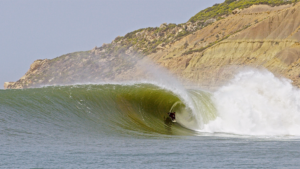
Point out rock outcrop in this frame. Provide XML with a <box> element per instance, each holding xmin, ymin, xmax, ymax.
<box><xmin>5</xmin><ymin>2</ymin><xmax>300</xmax><ymax>89</ymax></box>
<box><xmin>4</xmin><ymin>82</ymin><xmax>14</xmax><ymax>89</ymax></box>
<box><xmin>4</xmin><ymin>59</ymin><xmax>49</xmax><ymax>89</ymax></box>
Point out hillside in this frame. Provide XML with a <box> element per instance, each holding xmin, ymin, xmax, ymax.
<box><xmin>189</xmin><ymin>0</ymin><xmax>298</xmax><ymax>22</ymax></box>
<box><xmin>5</xmin><ymin>0</ymin><xmax>300</xmax><ymax>89</ymax></box>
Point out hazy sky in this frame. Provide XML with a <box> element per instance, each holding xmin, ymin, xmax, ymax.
<box><xmin>0</xmin><ymin>0</ymin><xmax>224</xmax><ymax>89</ymax></box>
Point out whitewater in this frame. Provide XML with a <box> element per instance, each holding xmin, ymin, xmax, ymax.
<box><xmin>201</xmin><ymin>69</ymin><xmax>300</xmax><ymax>136</ymax></box>
<box><xmin>2</xmin><ymin>68</ymin><xmax>300</xmax><ymax>168</ymax></box>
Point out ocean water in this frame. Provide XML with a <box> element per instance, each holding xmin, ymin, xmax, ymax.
<box><xmin>2</xmin><ymin>69</ymin><xmax>300</xmax><ymax>168</ymax></box>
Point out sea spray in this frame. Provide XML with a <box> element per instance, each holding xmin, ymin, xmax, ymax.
<box><xmin>58</xmin><ymin>54</ymin><xmax>203</xmax><ymax>130</ymax></box>
<box><xmin>137</xmin><ymin>63</ymin><xmax>202</xmax><ymax>129</ymax></box>
<box><xmin>128</xmin><ymin>57</ymin><xmax>199</xmax><ymax>123</ymax></box>
<box><xmin>201</xmin><ymin>69</ymin><xmax>300</xmax><ymax>136</ymax></box>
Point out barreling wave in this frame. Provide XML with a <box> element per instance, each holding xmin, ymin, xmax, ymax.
<box><xmin>2</xmin><ymin>69</ymin><xmax>300</xmax><ymax>137</ymax></box>
<box><xmin>0</xmin><ymin>82</ymin><xmax>216</xmax><ymax>137</ymax></box>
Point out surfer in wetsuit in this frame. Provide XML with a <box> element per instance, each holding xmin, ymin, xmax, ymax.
<box><xmin>168</xmin><ymin>112</ymin><xmax>176</xmax><ymax>121</ymax></box>
<box><xmin>164</xmin><ymin>112</ymin><xmax>174</xmax><ymax>133</ymax></box>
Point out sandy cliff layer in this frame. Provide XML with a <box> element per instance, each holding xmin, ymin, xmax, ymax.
<box><xmin>5</xmin><ymin>3</ymin><xmax>300</xmax><ymax>89</ymax></box>
<box><xmin>148</xmin><ymin>3</ymin><xmax>300</xmax><ymax>88</ymax></box>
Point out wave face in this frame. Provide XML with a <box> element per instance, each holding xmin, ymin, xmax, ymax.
<box><xmin>2</xmin><ymin>69</ymin><xmax>300</xmax><ymax>137</ymax></box>
<box><xmin>0</xmin><ymin>83</ymin><xmax>215</xmax><ymax>137</ymax></box>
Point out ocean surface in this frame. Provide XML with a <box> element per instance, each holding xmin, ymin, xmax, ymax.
<box><xmin>2</xmin><ymin>69</ymin><xmax>300</xmax><ymax>168</ymax></box>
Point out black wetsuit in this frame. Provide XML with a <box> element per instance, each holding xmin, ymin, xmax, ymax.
<box><xmin>168</xmin><ymin>112</ymin><xmax>176</xmax><ymax>121</ymax></box>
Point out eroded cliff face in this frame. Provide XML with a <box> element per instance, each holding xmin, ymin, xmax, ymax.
<box><xmin>5</xmin><ymin>3</ymin><xmax>300</xmax><ymax>89</ymax></box>
<box><xmin>148</xmin><ymin>3</ymin><xmax>300</xmax><ymax>88</ymax></box>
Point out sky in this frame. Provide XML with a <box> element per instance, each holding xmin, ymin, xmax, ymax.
<box><xmin>0</xmin><ymin>0</ymin><xmax>224</xmax><ymax>89</ymax></box>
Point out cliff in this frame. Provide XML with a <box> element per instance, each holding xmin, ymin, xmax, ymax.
<box><xmin>5</xmin><ymin>0</ymin><xmax>300</xmax><ymax>89</ymax></box>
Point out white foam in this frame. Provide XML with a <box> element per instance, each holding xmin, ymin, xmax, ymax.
<box><xmin>201</xmin><ymin>69</ymin><xmax>300</xmax><ymax>136</ymax></box>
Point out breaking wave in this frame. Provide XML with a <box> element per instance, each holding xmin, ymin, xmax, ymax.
<box><xmin>2</xmin><ymin>69</ymin><xmax>300</xmax><ymax>137</ymax></box>
<box><xmin>201</xmin><ymin>69</ymin><xmax>300</xmax><ymax>136</ymax></box>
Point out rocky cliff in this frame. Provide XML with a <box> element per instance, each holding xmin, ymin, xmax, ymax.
<box><xmin>5</xmin><ymin>1</ymin><xmax>300</xmax><ymax>89</ymax></box>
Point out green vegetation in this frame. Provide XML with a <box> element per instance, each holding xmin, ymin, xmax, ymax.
<box><xmin>189</xmin><ymin>0</ymin><xmax>298</xmax><ymax>22</ymax></box>
<box><xmin>176</xmin><ymin>29</ymin><xmax>189</xmax><ymax>39</ymax></box>
<box><xmin>124</xmin><ymin>28</ymin><xmax>145</xmax><ymax>39</ymax></box>
<box><xmin>111</xmin><ymin>23</ymin><xmax>184</xmax><ymax>56</ymax></box>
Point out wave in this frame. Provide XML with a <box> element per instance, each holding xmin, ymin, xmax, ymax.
<box><xmin>1</xmin><ymin>82</ymin><xmax>213</xmax><ymax>136</ymax></box>
<box><xmin>2</xmin><ymin>69</ymin><xmax>300</xmax><ymax>137</ymax></box>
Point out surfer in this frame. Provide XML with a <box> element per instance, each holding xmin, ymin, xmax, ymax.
<box><xmin>168</xmin><ymin>112</ymin><xmax>176</xmax><ymax>122</ymax></box>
